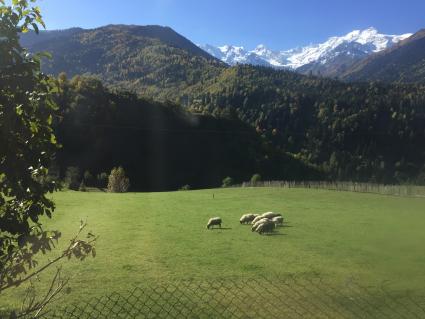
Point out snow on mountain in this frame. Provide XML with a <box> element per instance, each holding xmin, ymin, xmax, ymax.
<box><xmin>198</xmin><ymin>27</ymin><xmax>412</xmax><ymax>72</ymax></box>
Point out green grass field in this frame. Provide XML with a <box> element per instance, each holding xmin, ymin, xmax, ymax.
<box><xmin>2</xmin><ymin>187</ymin><xmax>425</xmax><ymax>314</ymax></box>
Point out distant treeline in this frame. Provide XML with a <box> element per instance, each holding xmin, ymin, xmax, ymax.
<box><xmin>52</xmin><ymin>75</ymin><xmax>320</xmax><ymax>191</ymax></box>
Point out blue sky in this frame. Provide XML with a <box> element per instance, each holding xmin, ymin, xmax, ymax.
<box><xmin>37</xmin><ymin>0</ymin><xmax>424</xmax><ymax>50</ymax></box>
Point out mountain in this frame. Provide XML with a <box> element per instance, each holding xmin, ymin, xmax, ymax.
<box><xmin>19</xmin><ymin>27</ymin><xmax>83</xmax><ymax>47</ymax></box>
<box><xmin>342</xmin><ymin>29</ymin><xmax>425</xmax><ymax>82</ymax></box>
<box><xmin>21</xmin><ymin>24</ymin><xmax>226</xmax><ymax>100</ymax></box>
<box><xmin>199</xmin><ymin>27</ymin><xmax>412</xmax><ymax>77</ymax></box>
<box><xmin>199</xmin><ymin>44</ymin><xmax>292</xmax><ymax>68</ymax></box>
<box><xmin>19</xmin><ymin>24</ymin><xmax>425</xmax><ymax>183</ymax></box>
<box><xmin>21</xmin><ymin>24</ymin><xmax>216</xmax><ymax>61</ymax></box>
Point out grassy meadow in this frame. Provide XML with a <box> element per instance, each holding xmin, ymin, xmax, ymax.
<box><xmin>1</xmin><ymin>187</ymin><xmax>425</xmax><ymax>312</ymax></box>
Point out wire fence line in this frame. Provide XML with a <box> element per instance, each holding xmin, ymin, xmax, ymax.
<box><xmin>31</xmin><ymin>277</ymin><xmax>425</xmax><ymax>319</ymax></box>
<box><xmin>238</xmin><ymin>181</ymin><xmax>425</xmax><ymax>197</ymax></box>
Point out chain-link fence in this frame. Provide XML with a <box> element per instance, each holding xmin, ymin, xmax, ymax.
<box><xmin>35</xmin><ymin>277</ymin><xmax>425</xmax><ymax>319</ymax></box>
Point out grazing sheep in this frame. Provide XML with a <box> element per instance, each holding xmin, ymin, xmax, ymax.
<box><xmin>271</xmin><ymin>216</ymin><xmax>284</xmax><ymax>226</ymax></box>
<box><xmin>239</xmin><ymin>214</ymin><xmax>250</xmax><ymax>224</ymax></box>
<box><xmin>260</xmin><ymin>212</ymin><xmax>282</xmax><ymax>220</ymax></box>
<box><xmin>206</xmin><ymin>217</ymin><xmax>222</xmax><ymax>229</ymax></box>
<box><xmin>240</xmin><ymin>214</ymin><xmax>257</xmax><ymax>224</ymax></box>
<box><xmin>251</xmin><ymin>218</ymin><xmax>269</xmax><ymax>232</ymax></box>
<box><xmin>251</xmin><ymin>212</ymin><xmax>281</xmax><ymax>225</ymax></box>
<box><xmin>251</xmin><ymin>215</ymin><xmax>265</xmax><ymax>225</ymax></box>
<box><xmin>256</xmin><ymin>220</ymin><xmax>275</xmax><ymax>235</ymax></box>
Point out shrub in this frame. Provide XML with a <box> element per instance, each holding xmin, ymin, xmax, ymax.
<box><xmin>83</xmin><ymin>170</ymin><xmax>95</xmax><ymax>187</ymax></box>
<box><xmin>180</xmin><ymin>184</ymin><xmax>191</xmax><ymax>191</ymax></box>
<box><xmin>96</xmin><ymin>172</ymin><xmax>108</xmax><ymax>188</ymax></box>
<box><xmin>222</xmin><ymin>176</ymin><xmax>234</xmax><ymax>188</ymax></box>
<box><xmin>251</xmin><ymin>174</ymin><xmax>262</xmax><ymax>184</ymax></box>
<box><xmin>107</xmin><ymin>167</ymin><xmax>130</xmax><ymax>193</ymax></box>
<box><xmin>79</xmin><ymin>181</ymin><xmax>87</xmax><ymax>192</ymax></box>
<box><xmin>65</xmin><ymin>166</ymin><xmax>81</xmax><ymax>190</ymax></box>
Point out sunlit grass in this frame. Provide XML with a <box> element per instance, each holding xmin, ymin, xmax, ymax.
<box><xmin>1</xmin><ymin>187</ymin><xmax>425</xmax><ymax>311</ymax></box>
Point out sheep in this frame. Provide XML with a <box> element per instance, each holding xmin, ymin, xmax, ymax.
<box><xmin>251</xmin><ymin>215</ymin><xmax>265</xmax><ymax>225</ymax></box>
<box><xmin>239</xmin><ymin>214</ymin><xmax>257</xmax><ymax>224</ymax></box>
<box><xmin>256</xmin><ymin>220</ymin><xmax>275</xmax><ymax>235</ymax></box>
<box><xmin>206</xmin><ymin>217</ymin><xmax>222</xmax><ymax>229</ymax></box>
<box><xmin>260</xmin><ymin>212</ymin><xmax>282</xmax><ymax>220</ymax></box>
<box><xmin>251</xmin><ymin>212</ymin><xmax>281</xmax><ymax>225</ymax></box>
<box><xmin>251</xmin><ymin>218</ymin><xmax>269</xmax><ymax>232</ymax></box>
<box><xmin>239</xmin><ymin>214</ymin><xmax>250</xmax><ymax>224</ymax></box>
<box><xmin>271</xmin><ymin>216</ymin><xmax>284</xmax><ymax>226</ymax></box>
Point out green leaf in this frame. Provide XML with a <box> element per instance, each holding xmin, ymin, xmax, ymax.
<box><xmin>15</xmin><ymin>105</ymin><xmax>23</xmax><ymax>115</ymax></box>
<box><xmin>31</xmin><ymin>22</ymin><xmax>39</xmax><ymax>34</ymax></box>
<box><xmin>30</xmin><ymin>121</ymin><xmax>38</xmax><ymax>133</ymax></box>
<box><xmin>50</xmin><ymin>134</ymin><xmax>57</xmax><ymax>144</ymax></box>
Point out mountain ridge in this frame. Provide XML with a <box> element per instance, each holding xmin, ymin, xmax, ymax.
<box><xmin>22</xmin><ymin>24</ymin><xmax>219</xmax><ymax>62</ymax></box>
<box><xmin>17</xmin><ymin>24</ymin><xmax>425</xmax><ymax>183</ymax></box>
<box><xmin>341</xmin><ymin>29</ymin><xmax>425</xmax><ymax>82</ymax></box>
<box><xmin>199</xmin><ymin>27</ymin><xmax>412</xmax><ymax>77</ymax></box>
<box><xmin>20</xmin><ymin>24</ymin><xmax>226</xmax><ymax>100</ymax></box>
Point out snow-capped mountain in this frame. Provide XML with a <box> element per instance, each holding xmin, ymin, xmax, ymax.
<box><xmin>200</xmin><ymin>44</ymin><xmax>273</xmax><ymax>66</ymax></box>
<box><xmin>199</xmin><ymin>27</ymin><xmax>412</xmax><ymax>76</ymax></box>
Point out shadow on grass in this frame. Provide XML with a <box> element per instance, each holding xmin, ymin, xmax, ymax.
<box><xmin>241</xmin><ymin>223</ymin><xmax>293</xmax><ymax>228</ymax></box>
<box><xmin>209</xmin><ymin>227</ymin><xmax>232</xmax><ymax>230</ymax></box>
<box><xmin>261</xmin><ymin>232</ymin><xmax>286</xmax><ymax>236</ymax></box>
<box><xmin>279</xmin><ymin>223</ymin><xmax>293</xmax><ymax>228</ymax></box>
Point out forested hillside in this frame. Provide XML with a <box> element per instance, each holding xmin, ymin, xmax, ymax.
<box><xmin>51</xmin><ymin>75</ymin><xmax>319</xmax><ymax>190</ymax></box>
<box><xmin>21</xmin><ymin>25</ymin><xmax>225</xmax><ymax>100</ymax></box>
<box><xmin>186</xmin><ymin>65</ymin><xmax>425</xmax><ymax>183</ymax></box>
<box><xmin>22</xmin><ymin>25</ymin><xmax>425</xmax><ymax>184</ymax></box>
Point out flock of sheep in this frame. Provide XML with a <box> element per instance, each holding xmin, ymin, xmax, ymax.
<box><xmin>206</xmin><ymin>212</ymin><xmax>284</xmax><ymax>235</ymax></box>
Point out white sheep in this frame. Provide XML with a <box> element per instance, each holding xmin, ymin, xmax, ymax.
<box><xmin>256</xmin><ymin>220</ymin><xmax>275</xmax><ymax>235</ymax></box>
<box><xmin>251</xmin><ymin>215</ymin><xmax>265</xmax><ymax>225</ymax></box>
<box><xmin>271</xmin><ymin>216</ymin><xmax>284</xmax><ymax>226</ymax></box>
<box><xmin>240</xmin><ymin>214</ymin><xmax>257</xmax><ymax>224</ymax></box>
<box><xmin>206</xmin><ymin>217</ymin><xmax>222</xmax><ymax>229</ymax></box>
<box><xmin>260</xmin><ymin>212</ymin><xmax>282</xmax><ymax>220</ymax></box>
<box><xmin>251</xmin><ymin>218</ymin><xmax>269</xmax><ymax>232</ymax></box>
<box><xmin>251</xmin><ymin>212</ymin><xmax>281</xmax><ymax>224</ymax></box>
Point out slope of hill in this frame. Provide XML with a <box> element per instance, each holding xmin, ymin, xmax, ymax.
<box><xmin>21</xmin><ymin>25</ymin><xmax>226</xmax><ymax>100</ymax></box>
<box><xmin>53</xmin><ymin>76</ymin><xmax>319</xmax><ymax>190</ymax></box>
<box><xmin>342</xmin><ymin>29</ymin><xmax>425</xmax><ymax>82</ymax></box>
<box><xmin>186</xmin><ymin>65</ymin><xmax>425</xmax><ymax>183</ymax></box>
<box><xmin>22</xmin><ymin>26</ymin><xmax>414</xmax><ymax>93</ymax></box>
<box><xmin>20</xmin><ymin>25</ymin><xmax>425</xmax><ymax>183</ymax></box>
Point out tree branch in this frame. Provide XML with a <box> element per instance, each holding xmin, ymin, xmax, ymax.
<box><xmin>0</xmin><ymin>222</ymin><xmax>96</xmax><ymax>293</ymax></box>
